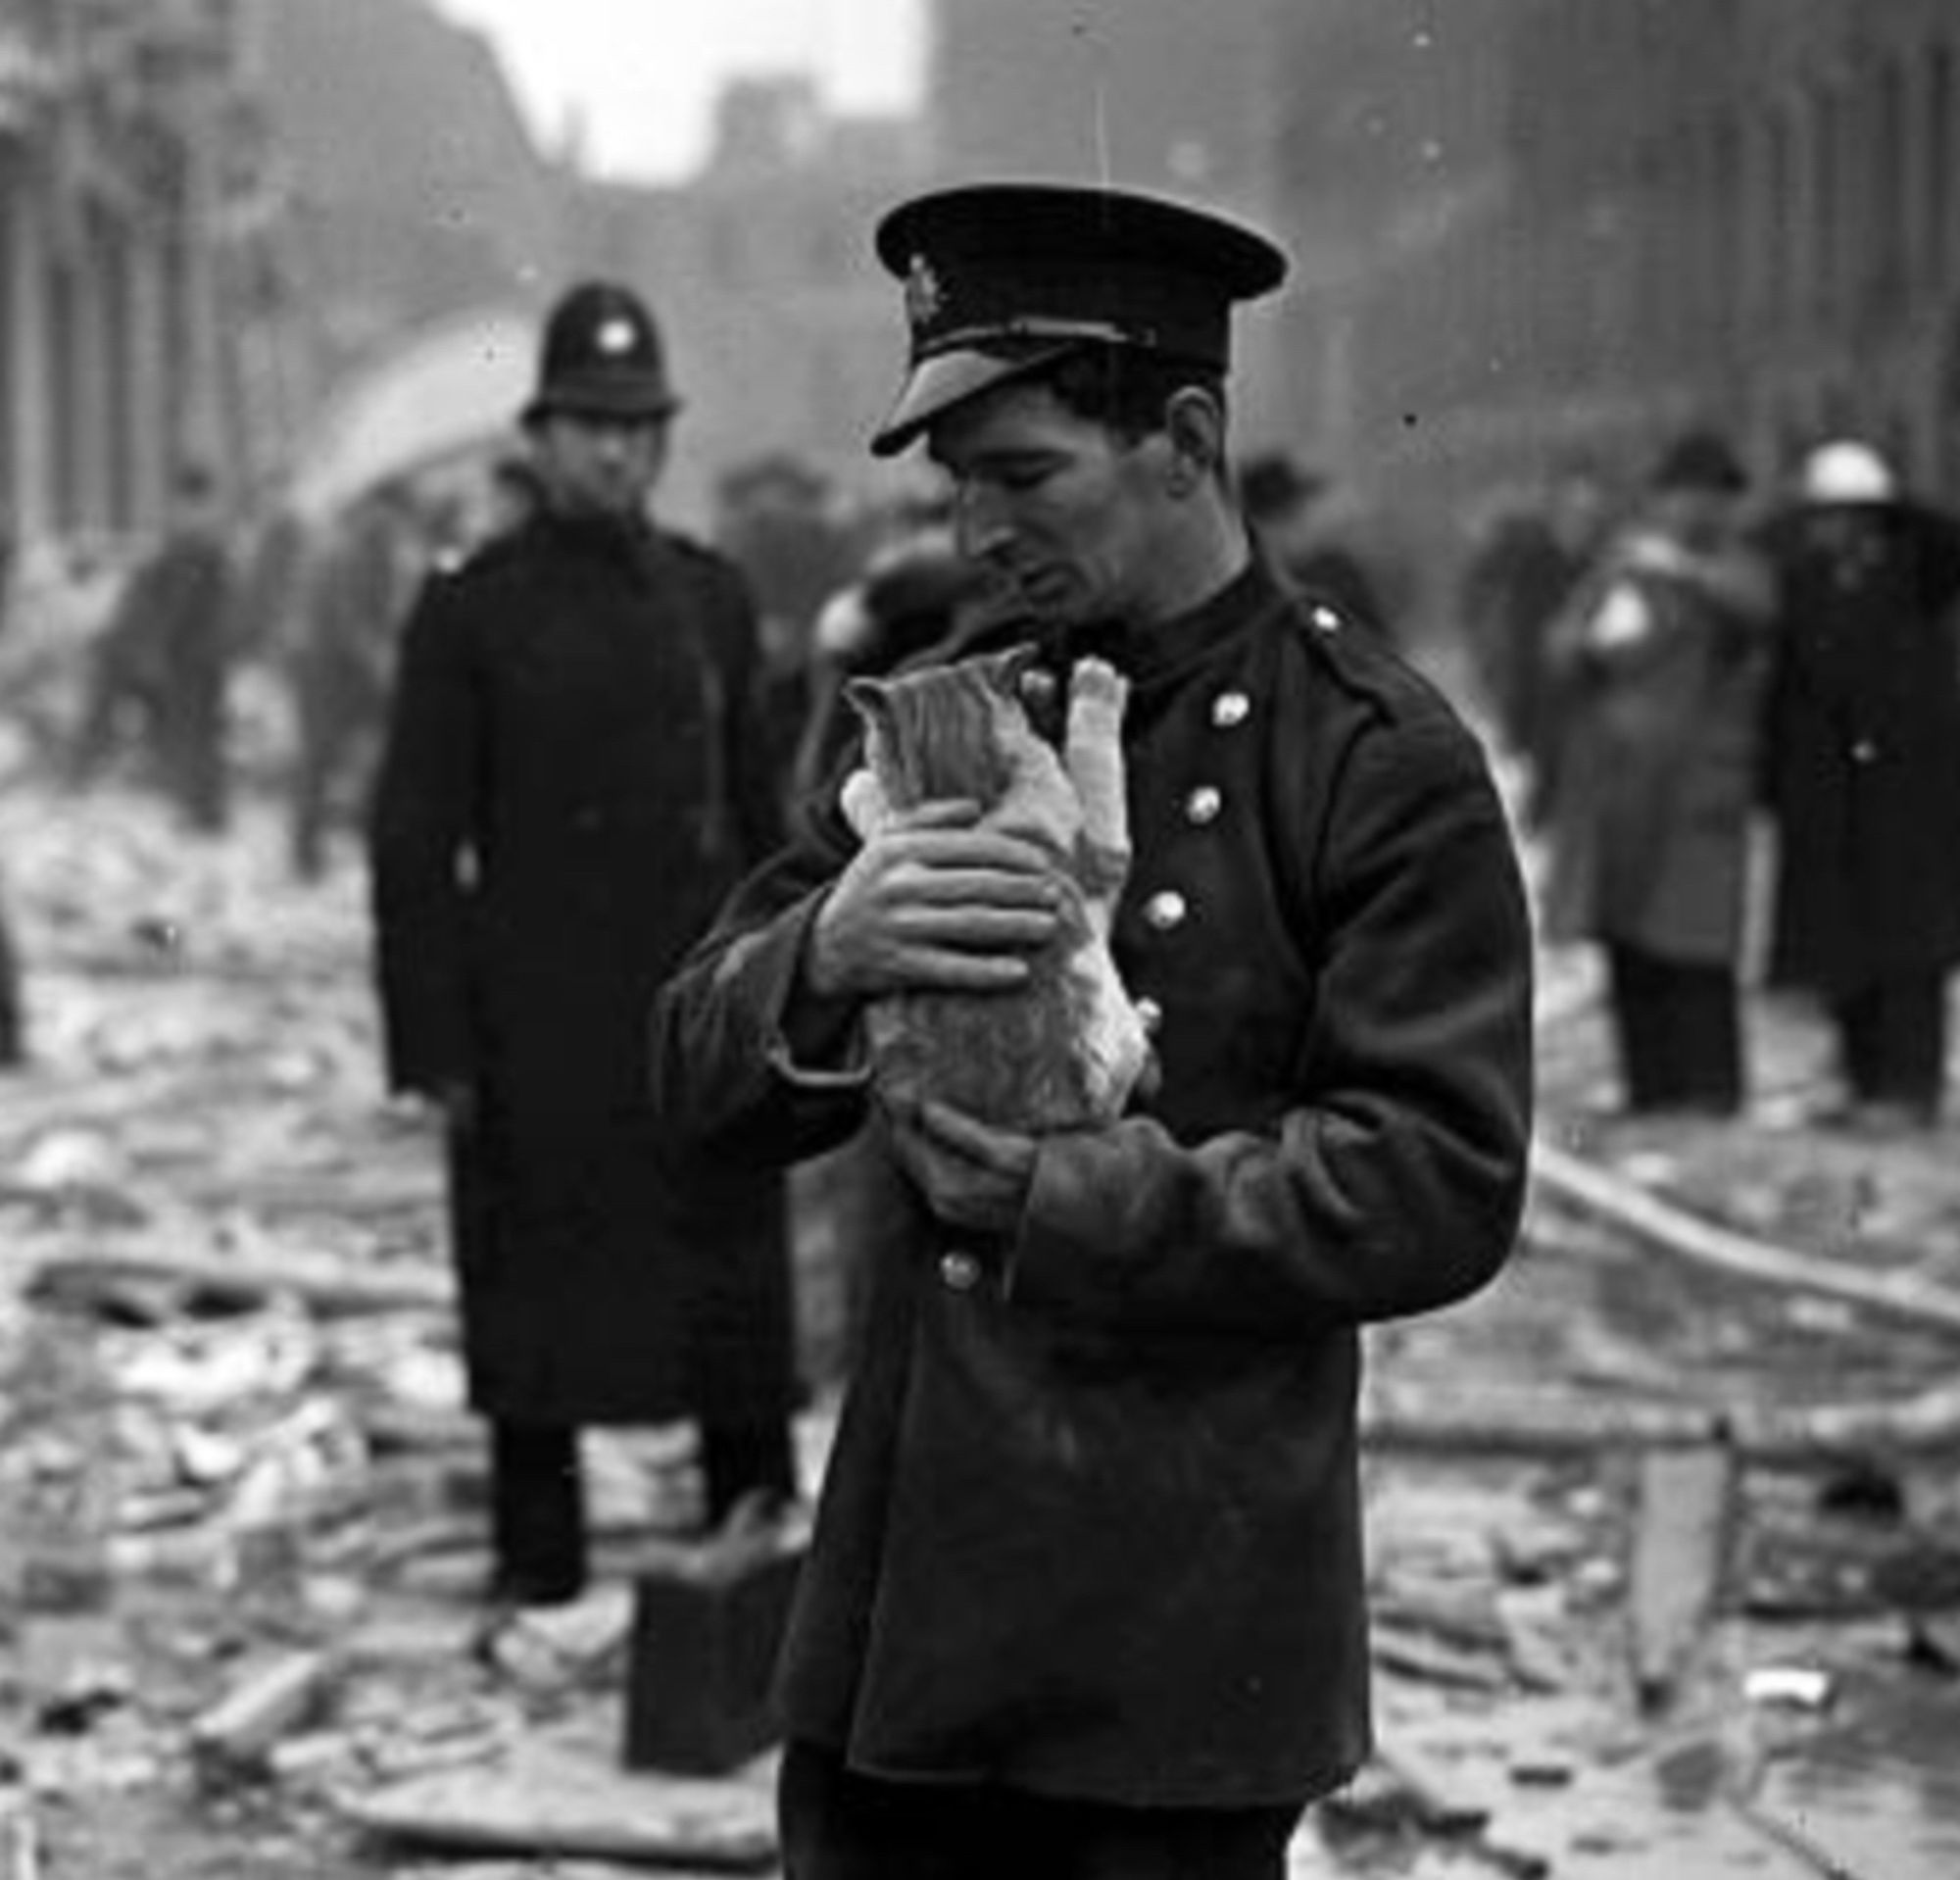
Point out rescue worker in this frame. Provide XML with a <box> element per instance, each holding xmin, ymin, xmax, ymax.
<box><xmin>368</xmin><ymin>281</ymin><xmax>800</xmax><ymax>1606</ymax></box>
<box><xmin>1760</xmin><ymin>439</ymin><xmax>1960</xmax><ymax>1129</ymax></box>
<box><xmin>651</xmin><ymin>183</ymin><xmax>1534</xmax><ymax>1877</ymax></box>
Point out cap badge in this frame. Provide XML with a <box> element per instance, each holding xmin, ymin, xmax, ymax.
<box><xmin>596</xmin><ymin>317</ymin><xmax>637</xmax><ymax>355</ymax></box>
<box><xmin>903</xmin><ymin>253</ymin><xmax>946</xmax><ymax>331</ymax></box>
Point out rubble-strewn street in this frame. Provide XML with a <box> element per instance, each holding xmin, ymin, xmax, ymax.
<box><xmin>2</xmin><ymin>748</ymin><xmax>1959</xmax><ymax>1878</ymax></box>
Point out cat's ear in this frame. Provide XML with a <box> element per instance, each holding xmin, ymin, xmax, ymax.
<box><xmin>843</xmin><ymin>674</ymin><xmax>894</xmax><ymax>731</ymax></box>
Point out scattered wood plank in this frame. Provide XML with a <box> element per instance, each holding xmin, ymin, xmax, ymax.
<box><xmin>343</xmin><ymin>1741</ymin><xmax>777</xmax><ymax>1870</ymax></box>
<box><xmin>190</xmin><ymin>1650</ymin><xmax>339</xmax><ymax>1780</ymax></box>
<box><xmin>1363</xmin><ymin>1376</ymin><xmax>1960</xmax><ymax>1461</ymax></box>
<box><xmin>1628</xmin><ymin>1441</ymin><xmax>1737</xmax><ymax>1715</ymax></box>
<box><xmin>1531</xmin><ymin>1137</ymin><xmax>1960</xmax><ymax>1338</ymax></box>
<box><xmin>26</xmin><ymin>1240</ymin><xmax>451</xmax><ymax>1315</ymax></box>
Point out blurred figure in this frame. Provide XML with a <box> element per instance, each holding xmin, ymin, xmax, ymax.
<box><xmin>791</xmin><ymin>494</ymin><xmax>999</xmax><ymax>803</ymax></box>
<box><xmin>368</xmin><ymin>280</ymin><xmax>799</xmax><ymax>1606</ymax></box>
<box><xmin>1542</xmin><ymin>429</ymin><xmax>1776</xmax><ymax>1117</ymax></box>
<box><xmin>1237</xmin><ymin>449</ymin><xmax>1391</xmax><ymax>636</ymax></box>
<box><xmin>1759</xmin><ymin>440</ymin><xmax>1960</xmax><ymax>1129</ymax></box>
<box><xmin>70</xmin><ymin>463</ymin><xmax>238</xmax><ymax>831</ymax></box>
<box><xmin>287</xmin><ymin>479</ymin><xmax>422</xmax><ymax>880</ymax></box>
<box><xmin>1457</xmin><ymin>453</ymin><xmax>1615</xmax><ymax>823</ymax></box>
<box><xmin>714</xmin><ymin>453</ymin><xmax>858</xmax><ymax>813</ymax></box>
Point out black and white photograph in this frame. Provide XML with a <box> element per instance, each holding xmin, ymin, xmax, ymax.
<box><xmin>0</xmin><ymin>2</ymin><xmax>1957</xmax><ymax>1874</ymax></box>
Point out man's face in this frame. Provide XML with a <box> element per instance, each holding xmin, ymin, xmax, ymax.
<box><xmin>926</xmin><ymin>379</ymin><xmax>1174</xmax><ymax>627</ymax></box>
<box><xmin>1652</xmin><ymin>484</ymin><xmax>1737</xmax><ymax>550</ymax></box>
<box><xmin>532</xmin><ymin>409</ymin><xmax>669</xmax><ymax>519</ymax></box>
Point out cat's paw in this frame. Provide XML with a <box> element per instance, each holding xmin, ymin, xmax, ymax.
<box><xmin>1069</xmin><ymin>658</ymin><xmax>1129</xmax><ymax>717</ymax></box>
<box><xmin>840</xmin><ymin>767</ymin><xmax>893</xmax><ymax>839</ymax></box>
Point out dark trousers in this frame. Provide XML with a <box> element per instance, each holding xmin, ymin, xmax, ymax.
<box><xmin>490</xmin><ymin>1415</ymin><xmax>799</xmax><ymax>1602</ymax></box>
<box><xmin>778</xmin><ymin>1741</ymin><xmax>1305</xmax><ymax>1880</ymax></box>
<box><xmin>1606</xmin><ymin>942</ymin><xmax>1743</xmax><ymax>1115</ymax></box>
<box><xmin>1831</xmin><ymin>971</ymin><xmax>1947</xmax><ymax>1113</ymax></box>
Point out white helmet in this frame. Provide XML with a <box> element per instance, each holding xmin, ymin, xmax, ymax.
<box><xmin>1799</xmin><ymin>440</ymin><xmax>1897</xmax><ymax>505</ymax></box>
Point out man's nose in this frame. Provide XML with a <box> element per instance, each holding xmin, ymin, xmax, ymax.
<box><xmin>954</xmin><ymin>484</ymin><xmax>1012</xmax><ymax>561</ymax></box>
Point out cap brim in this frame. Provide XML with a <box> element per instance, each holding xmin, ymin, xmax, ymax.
<box><xmin>868</xmin><ymin>342</ymin><xmax>1080</xmax><ymax>458</ymax></box>
<box><xmin>522</xmin><ymin>387</ymin><xmax>682</xmax><ymax>428</ymax></box>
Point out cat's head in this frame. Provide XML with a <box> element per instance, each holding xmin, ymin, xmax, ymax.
<box><xmin>845</xmin><ymin>646</ymin><xmax>1055</xmax><ymax>811</ymax></box>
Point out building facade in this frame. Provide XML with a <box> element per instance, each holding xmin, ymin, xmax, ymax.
<box><xmin>0</xmin><ymin>0</ymin><xmax>298</xmax><ymax>553</ymax></box>
<box><xmin>1298</xmin><ymin>0</ymin><xmax>1960</xmax><ymax>509</ymax></box>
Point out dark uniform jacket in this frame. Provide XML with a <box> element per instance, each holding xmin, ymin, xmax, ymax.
<box><xmin>369</xmin><ymin>507</ymin><xmax>794</xmax><ymax>1429</ymax></box>
<box><xmin>1760</xmin><ymin>498</ymin><xmax>1960</xmax><ymax>993</ymax></box>
<box><xmin>651</xmin><ymin>556</ymin><xmax>1534</xmax><ymax>1807</ymax></box>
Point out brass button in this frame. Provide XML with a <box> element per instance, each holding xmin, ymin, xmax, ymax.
<box><xmin>1210</xmin><ymin>690</ymin><xmax>1250</xmax><ymax>728</ymax></box>
<box><xmin>1311</xmin><ymin>604</ymin><xmax>1342</xmax><ymax>632</ymax></box>
<box><xmin>1144</xmin><ymin>889</ymin><xmax>1188</xmax><ymax>932</ymax></box>
<box><xmin>1185</xmin><ymin>784</ymin><xmax>1223</xmax><ymax>825</ymax></box>
<box><xmin>1135</xmin><ymin>996</ymin><xmax>1163</xmax><ymax>1035</ymax></box>
<box><xmin>939</xmin><ymin>1251</ymin><xmax>982</xmax><ymax>1293</ymax></box>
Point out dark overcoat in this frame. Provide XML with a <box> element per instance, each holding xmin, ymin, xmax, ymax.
<box><xmin>651</xmin><ymin>559</ymin><xmax>1534</xmax><ymax>1808</ymax></box>
<box><xmin>1540</xmin><ymin>548</ymin><xmax>1772</xmax><ymax>965</ymax></box>
<box><xmin>1759</xmin><ymin>499</ymin><xmax>1960</xmax><ymax>994</ymax></box>
<box><xmin>369</xmin><ymin>508</ymin><xmax>795</xmax><ymax>1428</ymax></box>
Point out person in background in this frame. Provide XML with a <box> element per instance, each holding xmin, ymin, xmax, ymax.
<box><xmin>287</xmin><ymin>479</ymin><xmax>422</xmax><ymax>880</ymax></box>
<box><xmin>1457</xmin><ymin>452</ymin><xmax>1615</xmax><ymax>824</ymax></box>
<box><xmin>1236</xmin><ymin>448</ymin><xmax>1391</xmax><ymax>639</ymax></box>
<box><xmin>69</xmin><ymin>462</ymin><xmax>239</xmax><ymax>831</ymax></box>
<box><xmin>652</xmin><ymin>181</ymin><xmax>1533</xmax><ymax>1879</ymax></box>
<box><xmin>1541</xmin><ymin>428</ymin><xmax>1776</xmax><ymax>1118</ymax></box>
<box><xmin>714</xmin><ymin>454</ymin><xmax>858</xmax><ymax>816</ymax></box>
<box><xmin>791</xmin><ymin>492</ymin><xmax>1002</xmax><ymax>805</ymax></box>
<box><xmin>1759</xmin><ymin>439</ymin><xmax>1960</xmax><ymax>1130</ymax></box>
<box><xmin>368</xmin><ymin>280</ymin><xmax>801</xmax><ymax>1607</ymax></box>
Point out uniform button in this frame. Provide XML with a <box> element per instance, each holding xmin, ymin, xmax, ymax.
<box><xmin>939</xmin><ymin>1251</ymin><xmax>982</xmax><ymax>1293</ymax></box>
<box><xmin>1135</xmin><ymin>995</ymin><xmax>1163</xmax><ymax>1034</ymax></box>
<box><xmin>1144</xmin><ymin>889</ymin><xmax>1188</xmax><ymax>931</ymax></box>
<box><xmin>1185</xmin><ymin>784</ymin><xmax>1223</xmax><ymax>825</ymax></box>
<box><xmin>1311</xmin><ymin>604</ymin><xmax>1342</xmax><ymax>632</ymax></box>
<box><xmin>1210</xmin><ymin>690</ymin><xmax>1251</xmax><ymax>728</ymax></box>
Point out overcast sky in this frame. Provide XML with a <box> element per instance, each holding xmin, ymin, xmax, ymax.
<box><xmin>434</xmin><ymin>0</ymin><xmax>925</xmax><ymax>182</ymax></box>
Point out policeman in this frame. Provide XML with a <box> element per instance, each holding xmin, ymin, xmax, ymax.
<box><xmin>652</xmin><ymin>187</ymin><xmax>1534</xmax><ymax>1876</ymax></box>
<box><xmin>369</xmin><ymin>282</ymin><xmax>801</xmax><ymax>1605</ymax></box>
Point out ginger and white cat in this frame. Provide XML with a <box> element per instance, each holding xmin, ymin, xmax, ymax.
<box><xmin>840</xmin><ymin>648</ymin><xmax>1152</xmax><ymax>1132</ymax></box>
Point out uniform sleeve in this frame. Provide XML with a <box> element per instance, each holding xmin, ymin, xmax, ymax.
<box><xmin>367</xmin><ymin>574</ymin><xmax>479</xmax><ymax>1096</ymax></box>
<box><xmin>1007</xmin><ymin>713</ymin><xmax>1534</xmax><ymax>1336</ymax></box>
<box><xmin>649</xmin><ymin>796</ymin><xmax>873</xmax><ymax>1170</ymax></box>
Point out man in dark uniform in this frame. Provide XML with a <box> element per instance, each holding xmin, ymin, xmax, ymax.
<box><xmin>652</xmin><ymin>186</ymin><xmax>1534</xmax><ymax>1876</ymax></box>
<box><xmin>368</xmin><ymin>281</ymin><xmax>801</xmax><ymax>1607</ymax></box>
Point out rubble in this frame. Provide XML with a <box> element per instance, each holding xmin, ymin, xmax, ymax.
<box><xmin>1</xmin><ymin>778</ymin><xmax>1959</xmax><ymax>1875</ymax></box>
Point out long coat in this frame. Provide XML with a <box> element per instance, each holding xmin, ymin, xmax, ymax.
<box><xmin>368</xmin><ymin>508</ymin><xmax>795</xmax><ymax>1429</ymax></box>
<box><xmin>652</xmin><ymin>559</ymin><xmax>1534</xmax><ymax>1807</ymax></box>
<box><xmin>1759</xmin><ymin>499</ymin><xmax>1960</xmax><ymax>994</ymax></box>
<box><xmin>1541</xmin><ymin>541</ymin><xmax>1773</xmax><ymax>965</ymax></box>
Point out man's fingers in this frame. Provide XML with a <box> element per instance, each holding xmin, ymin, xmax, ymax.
<box><xmin>888</xmin><ymin>946</ymin><xmax>1035</xmax><ymax>989</ymax></box>
<box><xmin>897</xmin><ymin>866</ymin><xmax>1062</xmax><ymax>909</ymax></box>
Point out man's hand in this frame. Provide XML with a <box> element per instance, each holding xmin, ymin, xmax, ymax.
<box><xmin>807</xmin><ymin>799</ymin><xmax>1062</xmax><ymax>1001</ymax></box>
<box><xmin>888</xmin><ymin>1096</ymin><xmax>1039</xmax><ymax>1236</ymax></box>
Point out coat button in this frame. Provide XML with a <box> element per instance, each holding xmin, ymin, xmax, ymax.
<box><xmin>1185</xmin><ymin>784</ymin><xmax>1223</xmax><ymax>825</ymax></box>
<box><xmin>1143</xmin><ymin>889</ymin><xmax>1188</xmax><ymax>932</ymax></box>
<box><xmin>1210</xmin><ymin>690</ymin><xmax>1251</xmax><ymax>728</ymax></box>
<box><xmin>1135</xmin><ymin>995</ymin><xmax>1163</xmax><ymax>1034</ymax></box>
<box><xmin>939</xmin><ymin>1250</ymin><xmax>982</xmax><ymax>1293</ymax></box>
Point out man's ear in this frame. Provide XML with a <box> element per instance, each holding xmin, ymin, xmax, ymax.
<box><xmin>1162</xmin><ymin>388</ymin><xmax>1226</xmax><ymax>494</ymax></box>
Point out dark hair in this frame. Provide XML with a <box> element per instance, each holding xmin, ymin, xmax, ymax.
<box><xmin>1038</xmin><ymin>343</ymin><xmax>1227</xmax><ymax>445</ymax></box>
<box><xmin>1236</xmin><ymin>450</ymin><xmax>1325</xmax><ymax>523</ymax></box>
